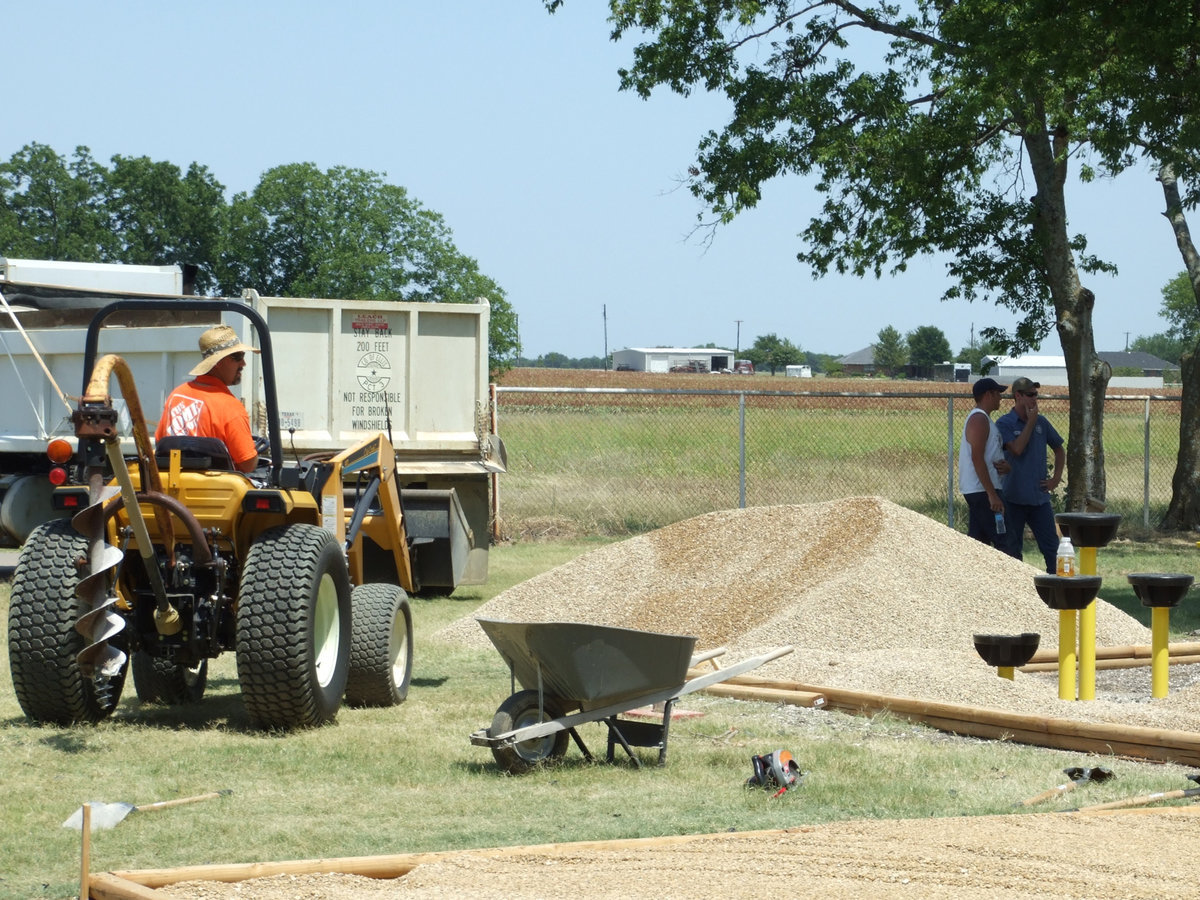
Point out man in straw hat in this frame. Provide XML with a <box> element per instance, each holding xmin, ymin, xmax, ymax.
<box><xmin>155</xmin><ymin>324</ymin><xmax>260</xmax><ymax>473</ymax></box>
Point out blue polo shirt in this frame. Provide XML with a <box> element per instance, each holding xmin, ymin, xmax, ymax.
<box><xmin>996</xmin><ymin>410</ymin><xmax>1064</xmax><ymax>506</ymax></box>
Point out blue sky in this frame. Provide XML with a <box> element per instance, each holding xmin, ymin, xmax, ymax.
<box><xmin>4</xmin><ymin>2</ymin><xmax>1185</xmax><ymax>359</ymax></box>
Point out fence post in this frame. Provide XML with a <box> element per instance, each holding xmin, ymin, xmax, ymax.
<box><xmin>947</xmin><ymin>397</ymin><xmax>955</xmax><ymax>527</ymax></box>
<box><xmin>738</xmin><ymin>391</ymin><xmax>747</xmax><ymax>509</ymax></box>
<box><xmin>1144</xmin><ymin>397</ymin><xmax>1151</xmax><ymax>528</ymax></box>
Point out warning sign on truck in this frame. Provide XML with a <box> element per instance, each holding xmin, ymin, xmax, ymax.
<box><xmin>351</xmin><ymin>314</ymin><xmax>392</xmax><ymax>337</ymax></box>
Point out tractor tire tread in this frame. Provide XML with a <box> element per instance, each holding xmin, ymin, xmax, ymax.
<box><xmin>345</xmin><ymin>583</ymin><xmax>413</xmax><ymax>707</ymax></box>
<box><xmin>236</xmin><ymin>524</ymin><xmax>351</xmax><ymax>730</ymax></box>
<box><xmin>7</xmin><ymin>519</ymin><xmax>125</xmax><ymax>724</ymax></box>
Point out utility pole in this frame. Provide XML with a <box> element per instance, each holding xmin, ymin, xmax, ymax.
<box><xmin>735</xmin><ymin>319</ymin><xmax>743</xmax><ymax>357</ymax></box>
<box><xmin>603</xmin><ymin>305</ymin><xmax>609</xmax><ymax>370</ymax></box>
<box><xmin>1124</xmin><ymin>331</ymin><xmax>1130</xmax><ymax>352</ymax></box>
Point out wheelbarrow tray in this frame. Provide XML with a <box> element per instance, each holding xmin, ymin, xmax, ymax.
<box><xmin>472</xmin><ymin>618</ymin><xmax>793</xmax><ymax>763</ymax></box>
<box><xmin>476</xmin><ymin>618</ymin><xmax>698</xmax><ymax>711</ymax></box>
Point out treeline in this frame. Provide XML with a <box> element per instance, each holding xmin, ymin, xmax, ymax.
<box><xmin>0</xmin><ymin>143</ymin><xmax>519</xmax><ymax>370</ymax></box>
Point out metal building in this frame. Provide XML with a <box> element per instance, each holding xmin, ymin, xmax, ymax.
<box><xmin>612</xmin><ymin>347</ymin><xmax>736</xmax><ymax>374</ymax></box>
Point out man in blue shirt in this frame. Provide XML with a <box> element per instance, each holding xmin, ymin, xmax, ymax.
<box><xmin>996</xmin><ymin>377</ymin><xmax>1065</xmax><ymax>572</ymax></box>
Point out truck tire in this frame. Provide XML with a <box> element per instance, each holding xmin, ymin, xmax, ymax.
<box><xmin>132</xmin><ymin>651</ymin><xmax>207</xmax><ymax>705</ymax></box>
<box><xmin>7</xmin><ymin>519</ymin><xmax>127</xmax><ymax>724</ymax></box>
<box><xmin>488</xmin><ymin>690</ymin><xmax>570</xmax><ymax>774</ymax></box>
<box><xmin>344</xmin><ymin>583</ymin><xmax>413</xmax><ymax>707</ymax></box>
<box><xmin>236</xmin><ymin>524</ymin><xmax>351</xmax><ymax>729</ymax></box>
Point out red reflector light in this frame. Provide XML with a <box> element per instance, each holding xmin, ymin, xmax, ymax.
<box><xmin>242</xmin><ymin>491</ymin><xmax>284</xmax><ymax>514</ymax></box>
<box><xmin>48</xmin><ymin>466</ymin><xmax>68</xmax><ymax>486</ymax></box>
<box><xmin>47</xmin><ymin>439</ymin><xmax>74</xmax><ymax>464</ymax></box>
<box><xmin>51</xmin><ymin>489</ymin><xmax>89</xmax><ymax>510</ymax></box>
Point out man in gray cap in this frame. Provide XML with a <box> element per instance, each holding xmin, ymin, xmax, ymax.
<box><xmin>958</xmin><ymin>377</ymin><xmax>1010</xmax><ymax>548</ymax></box>
<box><xmin>996</xmin><ymin>376</ymin><xmax>1066</xmax><ymax>572</ymax></box>
<box><xmin>155</xmin><ymin>324</ymin><xmax>261</xmax><ymax>473</ymax></box>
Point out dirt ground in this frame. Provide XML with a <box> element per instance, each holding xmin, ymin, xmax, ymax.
<box><xmin>153</xmin><ymin>808</ymin><xmax>1200</xmax><ymax>899</ymax></box>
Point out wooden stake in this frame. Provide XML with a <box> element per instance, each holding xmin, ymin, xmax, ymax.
<box><xmin>80</xmin><ymin>804</ymin><xmax>90</xmax><ymax>900</ymax></box>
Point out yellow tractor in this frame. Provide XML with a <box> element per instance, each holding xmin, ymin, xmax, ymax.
<box><xmin>7</xmin><ymin>299</ymin><xmax>417</xmax><ymax>729</ymax></box>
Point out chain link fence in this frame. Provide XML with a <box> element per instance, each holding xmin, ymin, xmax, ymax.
<box><xmin>493</xmin><ymin>386</ymin><xmax>1182</xmax><ymax>539</ymax></box>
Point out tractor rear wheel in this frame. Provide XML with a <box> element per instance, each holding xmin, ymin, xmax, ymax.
<box><xmin>7</xmin><ymin>519</ymin><xmax>127</xmax><ymax>724</ymax></box>
<box><xmin>132</xmin><ymin>651</ymin><xmax>207</xmax><ymax>705</ymax></box>
<box><xmin>236</xmin><ymin>524</ymin><xmax>351</xmax><ymax>729</ymax></box>
<box><xmin>345</xmin><ymin>583</ymin><xmax>413</xmax><ymax>707</ymax></box>
<box><xmin>488</xmin><ymin>690</ymin><xmax>570</xmax><ymax>774</ymax></box>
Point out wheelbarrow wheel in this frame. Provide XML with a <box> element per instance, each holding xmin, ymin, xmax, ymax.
<box><xmin>489</xmin><ymin>690</ymin><xmax>570</xmax><ymax>774</ymax></box>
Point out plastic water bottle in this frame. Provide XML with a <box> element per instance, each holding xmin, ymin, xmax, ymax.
<box><xmin>994</xmin><ymin>512</ymin><xmax>1006</xmax><ymax>536</ymax></box>
<box><xmin>1056</xmin><ymin>536</ymin><xmax>1076</xmax><ymax>577</ymax></box>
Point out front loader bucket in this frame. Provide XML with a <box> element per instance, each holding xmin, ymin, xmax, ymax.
<box><xmin>402</xmin><ymin>488</ymin><xmax>470</xmax><ymax>590</ymax></box>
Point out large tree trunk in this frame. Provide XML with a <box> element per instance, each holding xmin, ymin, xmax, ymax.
<box><xmin>1023</xmin><ymin>123</ymin><xmax>1109</xmax><ymax>511</ymax></box>
<box><xmin>1164</xmin><ymin>348</ymin><xmax>1200</xmax><ymax>529</ymax></box>
<box><xmin>1158</xmin><ymin>163</ymin><xmax>1200</xmax><ymax>530</ymax></box>
<box><xmin>1057</xmin><ymin>286</ymin><xmax>1109</xmax><ymax>510</ymax></box>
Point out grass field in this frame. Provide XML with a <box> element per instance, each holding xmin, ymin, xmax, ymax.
<box><xmin>495</xmin><ymin>372</ymin><xmax>1183</xmax><ymax>538</ymax></box>
<box><xmin>3</xmin><ymin>534</ymin><xmax>1200</xmax><ymax>899</ymax></box>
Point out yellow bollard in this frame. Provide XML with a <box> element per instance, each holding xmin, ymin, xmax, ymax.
<box><xmin>1058</xmin><ymin>609</ymin><xmax>1077</xmax><ymax>701</ymax></box>
<box><xmin>1152</xmin><ymin>607</ymin><xmax>1171</xmax><ymax>698</ymax></box>
<box><xmin>1078</xmin><ymin>546</ymin><xmax>1098</xmax><ymax>701</ymax></box>
<box><xmin>1128</xmin><ymin>573</ymin><xmax>1194</xmax><ymax>700</ymax></box>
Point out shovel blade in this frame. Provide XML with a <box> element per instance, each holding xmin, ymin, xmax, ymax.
<box><xmin>1063</xmin><ymin>765</ymin><xmax>1115</xmax><ymax>784</ymax></box>
<box><xmin>62</xmin><ymin>801</ymin><xmax>134</xmax><ymax>831</ymax></box>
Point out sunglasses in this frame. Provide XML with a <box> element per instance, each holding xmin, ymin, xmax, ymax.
<box><xmin>1020</xmin><ymin>390</ymin><xmax>1038</xmax><ymax>397</ymax></box>
<box><xmin>229</xmin><ymin>352</ymin><xmax>245</xmax><ymax>362</ymax></box>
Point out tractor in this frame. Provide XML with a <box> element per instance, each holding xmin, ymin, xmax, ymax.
<box><xmin>7</xmin><ymin>299</ymin><xmax>417</xmax><ymax>729</ymax></box>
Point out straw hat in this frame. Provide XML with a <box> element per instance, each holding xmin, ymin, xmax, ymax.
<box><xmin>189</xmin><ymin>325</ymin><xmax>259</xmax><ymax>376</ymax></box>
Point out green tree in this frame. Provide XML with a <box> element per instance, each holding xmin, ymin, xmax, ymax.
<box><xmin>105</xmin><ymin>155</ymin><xmax>227</xmax><ymax>293</ymax></box>
<box><xmin>873</xmin><ymin>326</ymin><xmax>907</xmax><ymax>377</ymax></box>
<box><xmin>745</xmin><ymin>332</ymin><xmax>802</xmax><ymax>374</ymax></box>
<box><xmin>222</xmin><ymin>163</ymin><xmax>517</xmax><ymax>373</ymax></box>
<box><xmin>906</xmin><ymin>325</ymin><xmax>953</xmax><ymax>371</ymax></box>
<box><xmin>1129</xmin><ymin>333</ymin><xmax>1183</xmax><ymax>366</ymax></box>
<box><xmin>1158</xmin><ymin>272</ymin><xmax>1200</xmax><ymax>345</ymax></box>
<box><xmin>552</xmin><ymin>0</ymin><xmax>1200</xmax><ymax>509</ymax></box>
<box><xmin>0</xmin><ymin>143</ymin><xmax>112</xmax><ymax>260</ymax></box>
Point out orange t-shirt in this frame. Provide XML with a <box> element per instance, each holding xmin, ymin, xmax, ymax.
<box><xmin>154</xmin><ymin>375</ymin><xmax>257</xmax><ymax>466</ymax></box>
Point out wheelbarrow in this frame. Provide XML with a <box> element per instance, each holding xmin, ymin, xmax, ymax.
<box><xmin>469</xmin><ymin>618</ymin><xmax>793</xmax><ymax>774</ymax></box>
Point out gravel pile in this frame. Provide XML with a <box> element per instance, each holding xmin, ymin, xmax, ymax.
<box><xmin>438</xmin><ymin>497</ymin><xmax>1200</xmax><ymax>732</ymax></box>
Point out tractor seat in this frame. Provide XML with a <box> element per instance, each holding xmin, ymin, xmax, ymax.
<box><xmin>155</xmin><ymin>435</ymin><xmax>235</xmax><ymax>471</ymax></box>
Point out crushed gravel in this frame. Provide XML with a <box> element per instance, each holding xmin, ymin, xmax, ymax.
<box><xmin>437</xmin><ymin>497</ymin><xmax>1200</xmax><ymax>732</ymax></box>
